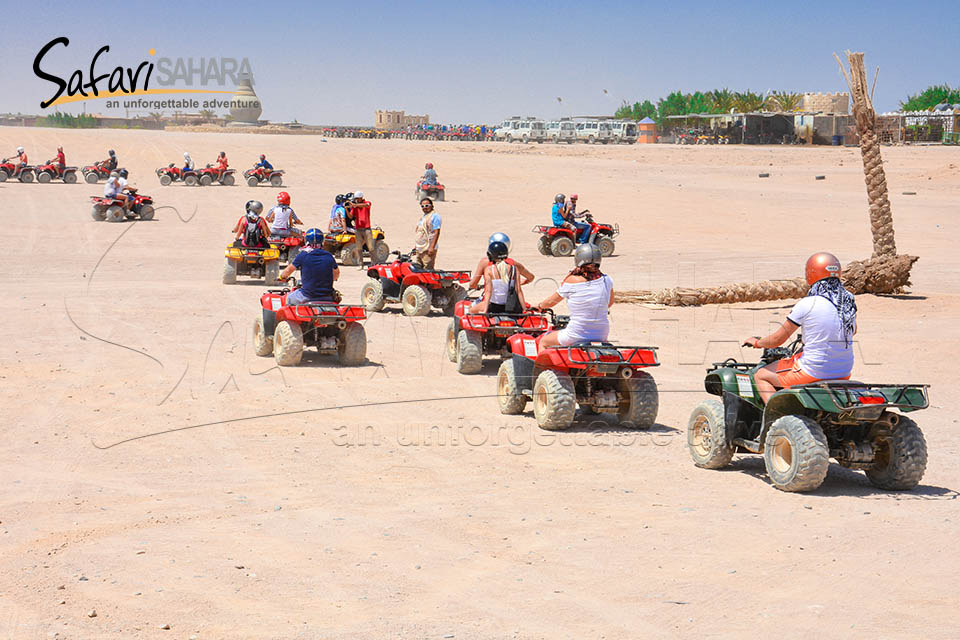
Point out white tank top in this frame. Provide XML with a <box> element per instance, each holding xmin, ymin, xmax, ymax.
<box><xmin>489</xmin><ymin>263</ymin><xmax>513</xmax><ymax>304</ymax></box>
<box><xmin>270</xmin><ymin>205</ymin><xmax>293</xmax><ymax>230</ymax></box>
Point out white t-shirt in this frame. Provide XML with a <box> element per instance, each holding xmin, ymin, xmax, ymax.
<box><xmin>557</xmin><ymin>275</ymin><xmax>613</xmax><ymax>342</ymax></box>
<box><xmin>787</xmin><ymin>295</ymin><xmax>856</xmax><ymax>379</ymax></box>
<box><xmin>269</xmin><ymin>205</ymin><xmax>295</xmax><ymax>231</ymax></box>
<box><xmin>104</xmin><ymin>177</ymin><xmax>120</xmax><ymax>197</ymax></box>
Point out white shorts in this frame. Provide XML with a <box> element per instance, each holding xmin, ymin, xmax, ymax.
<box><xmin>557</xmin><ymin>324</ymin><xmax>609</xmax><ymax>346</ymax></box>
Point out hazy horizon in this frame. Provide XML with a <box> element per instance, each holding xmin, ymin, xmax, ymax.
<box><xmin>2</xmin><ymin>0</ymin><xmax>957</xmax><ymax>125</ymax></box>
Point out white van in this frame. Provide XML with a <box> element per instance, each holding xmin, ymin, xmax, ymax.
<box><xmin>610</xmin><ymin>121</ymin><xmax>639</xmax><ymax>144</ymax></box>
<box><xmin>576</xmin><ymin>120</ymin><xmax>612</xmax><ymax>144</ymax></box>
<box><xmin>546</xmin><ymin>120</ymin><xmax>577</xmax><ymax>143</ymax></box>
<box><xmin>494</xmin><ymin>117</ymin><xmax>520</xmax><ymax>142</ymax></box>
<box><xmin>504</xmin><ymin>118</ymin><xmax>546</xmax><ymax>143</ymax></box>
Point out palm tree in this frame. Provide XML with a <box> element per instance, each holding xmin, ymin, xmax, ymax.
<box><xmin>710</xmin><ymin>88</ymin><xmax>735</xmax><ymax>113</ymax></box>
<box><xmin>767</xmin><ymin>91</ymin><xmax>803</xmax><ymax>112</ymax></box>
<box><xmin>733</xmin><ymin>91</ymin><xmax>767</xmax><ymax>113</ymax></box>
<box><xmin>199</xmin><ymin>109</ymin><xmax>215</xmax><ymax>123</ymax></box>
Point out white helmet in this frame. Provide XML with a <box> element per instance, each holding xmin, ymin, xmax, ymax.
<box><xmin>354</xmin><ymin>190</ymin><xmax>364</xmax><ymax>199</ymax></box>
<box><xmin>488</xmin><ymin>232</ymin><xmax>511</xmax><ymax>251</ymax></box>
<box><xmin>183</xmin><ymin>152</ymin><xmax>190</xmax><ymax>159</ymax></box>
<box><xmin>16</xmin><ymin>146</ymin><xmax>24</xmax><ymax>154</ymax></box>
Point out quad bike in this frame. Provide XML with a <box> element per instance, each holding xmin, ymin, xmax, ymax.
<box><xmin>82</xmin><ymin>161</ymin><xmax>115</xmax><ymax>184</ymax></box>
<box><xmin>323</xmin><ymin>227</ymin><xmax>390</xmax><ymax>266</ymax></box>
<box><xmin>270</xmin><ymin>234</ymin><xmax>306</xmax><ymax>264</ymax></box>
<box><xmin>687</xmin><ymin>335</ymin><xmax>929</xmax><ymax>493</ymax></box>
<box><xmin>496</xmin><ymin>316</ymin><xmax>660</xmax><ymax>431</ymax></box>
<box><xmin>244</xmin><ymin>166</ymin><xmax>285</xmax><ymax>187</ymax></box>
<box><xmin>0</xmin><ymin>158</ymin><xmax>34</xmax><ymax>182</ymax></box>
<box><xmin>253</xmin><ymin>284</ymin><xmax>367</xmax><ymax>367</ymax></box>
<box><xmin>361</xmin><ymin>251</ymin><xmax>470</xmax><ymax>317</ymax></box>
<box><xmin>196</xmin><ymin>164</ymin><xmax>236</xmax><ymax>186</ymax></box>
<box><xmin>223</xmin><ymin>243</ymin><xmax>281</xmax><ymax>285</ymax></box>
<box><xmin>156</xmin><ymin>164</ymin><xmax>201</xmax><ymax>186</ymax></box>
<box><xmin>34</xmin><ymin>161</ymin><xmax>78</xmax><ymax>183</ymax></box>
<box><xmin>445</xmin><ymin>297</ymin><xmax>554</xmax><ymax>374</ymax></box>
<box><xmin>89</xmin><ymin>188</ymin><xmax>155</xmax><ymax>222</ymax></box>
<box><xmin>532</xmin><ymin>210</ymin><xmax>619</xmax><ymax>257</ymax></box>
<box><xmin>416</xmin><ymin>180</ymin><xmax>445</xmax><ymax>202</ymax></box>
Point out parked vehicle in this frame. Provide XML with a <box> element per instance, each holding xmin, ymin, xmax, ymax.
<box><xmin>610</xmin><ymin>121</ymin><xmax>638</xmax><ymax>144</ymax></box>
<box><xmin>546</xmin><ymin>120</ymin><xmax>577</xmax><ymax>144</ymax></box>
<box><xmin>575</xmin><ymin>121</ymin><xmax>612</xmax><ymax>144</ymax></box>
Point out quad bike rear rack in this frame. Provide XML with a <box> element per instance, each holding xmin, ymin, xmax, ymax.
<box><xmin>462</xmin><ymin>312</ymin><xmax>553</xmax><ymax>332</ymax></box>
<box><xmin>548</xmin><ymin>343</ymin><xmax>660</xmax><ymax>368</ymax></box>
<box><xmin>287</xmin><ymin>302</ymin><xmax>366</xmax><ymax>324</ymax></box>
<box><xmin>791</xmin><ymin>381</ymin><xmax>930</xmax><ymax>412</ymax></box>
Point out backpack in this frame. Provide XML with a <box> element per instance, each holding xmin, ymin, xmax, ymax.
<box><xmin>243</xmin><ymin>218</ymin><xmax>265</xmax><ymax>246</ymax></box>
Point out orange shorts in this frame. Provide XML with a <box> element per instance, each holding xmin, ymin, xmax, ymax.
<box><xmin>774</xmin><ymin>354</ymin><xmax>849</xmax><ymax>388</ymax></box>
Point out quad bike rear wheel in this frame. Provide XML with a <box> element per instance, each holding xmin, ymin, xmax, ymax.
<box><xmin>337</xmin><ymin>322</ymin><xmax>367</xmax><ymax>366</ymax></box>
<box><xmin>551</xmin><ymin>236</ymin><xmax>575</xmax><ymax>257</ymax></box>
<box><xmin>537</xmin><ymin>235</ymin><xmax>552</xmax><ymax>256</ymax></box>
<box><xmin>221</xmin><ymin>174</ymin><xmax>235</xmax><ymax>186</ymax></box>
<box><xmin>19</xmin><ymin>171</ymin><xmax>33</xmax><ymax>183</ymax></box>
<box><xmin>864</xmin><ymin>415</ymin><xmax>927</xmax><ymax>490</ymax></box>
<box><xmin>373</xmin><ymin>240</ymin><xmax>390</xmax><ymax>264</ymax></box>
<box><xmin>273</xmin><ymin>320</ymin><xmax>304</xmax><ymax>366</ymax></box>
<box><xmin>596</xmin><ymin>236</ymin><xmax>615</xmax><ymax>257</ymax></box>
<box><xmin>253</xmin><ymin>317</ymin><xmax>273</xmax><ymax>356</ymax></box>
<box><xmin>361</xmin><ymin>279</ymin><xmax>386</xmax><ymax>312</ymax></box>
<box><xmin>247</xmin><ymin>175</ymin><xmax>259</xmax><ymax>187</ymax></box>
<box><xmin>617</xmin><ymin>371</ymin><xmax>658</xmax><ymax>428</ymax></box>
<box><xmin>105</xmin><ymin>205</ymin><xmax>125</xmax><ymax>223</ymax></box>
<box><xmin>687</xmin><ymin>397</ymin><xmax>734</xmax><ymax>469</ymax></box>
<box><xmin>84</xmin><ymin>171</ymin><xmax>98</xmax><ymax>184</ymax></box>
<box><xmin>222</xmin><ymin>259</ymin><xmax>238</xmax><ymax>284</ymax></box>
<box><xmin>63</xmin><ymin>171</ymin><xmax>77</xmax><ymax>184</ymax></box>
<box><xmin>184</xmin><ymin>174</ymin><xmax>198</xmax><ymax>187</ymax></box>
<box><xmin>441</xmin><ymin>284</ymin><xmax>466</xmax><ymax>316</ymax></box>
<box><xmin>90</xmin><ymin>205</ymin><xmax>106</xmax><ymax>221</ymax></box>
<box><xmin>497</xmin><ymin>359</ymin><xmax>527</xmax><ymax>415</ymax></box>
<box><xmin>264</xmin><ymin>260</ymin><xmax>280</xmax><ymax>285</ymax></box>
<box><xmin>159</xmin><ymin>174</ymin><xmax>172</xmax><ymax>186</ymax></box>
<box><xmin>434</xmin><ymin>190</ymin><xmax>445</xmax><ymax>202</ymax></box>
<box><xmin>455</xmin><ymin>329</ymin><xmax>483</xmax><ymax>375</ymax></box>
<box><xmin>763</xmin><ymin>415</ymin><xmax>830</xmax><ymax>492</ymax></box>
<box><xmin>340</xmin><ymin>244</ymin><xmax>359</xmax><ymax>266</ymax></box>
<box><xmin>138</xmin><ymin>205</ymin><xmax>155</xmax><ymax>221</ymax></box>
<box><xmin>533</xmin><ymin>369</ymin><xmax>576</xmax><ymax>431</ymax></box>
<box><xmin>445</xmin><ymin>319</ymin><xmax>458</xmax><ymax>362</ymax></box>
<box><xmin>401</xmin><ymin>285</ymin><xmax>432</xmax><ymax>316</ymax></box>
<box><xmin>37</xmin><ymin>171</ymin><xmax>52</xmax><ymax>184</ymax></box>
<box><xmin>270</xmin><ymin>174</ymin><xmax>283</xmax><ymax>187</ymax></box>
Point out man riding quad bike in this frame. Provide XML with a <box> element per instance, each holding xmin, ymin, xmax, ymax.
<box><xmin>244</xmin><ymin>158</ymin><xmax>285</xmax><ymax>187</ymax></box>
<box><xmin>83</xmin><ymin>151</ymin><xmax>118</xmax><ymax>184</ymax></box>
<box><xmin>361</xmin><ymin>250</ymin><xmax>470</xmax><ymax>317</ymax></box>
<box><xmin>687</xmin><ymin>253</ymin><xmax>930</xmax><ymax>493</ymax></box>
<box><xmin>34</xmin><ymin>147</ymin><xmax>78</xmax><ymax>183</ymax></box>
<box><xmin>196</xmin><ymin>152</ymin><xmax>235</xmax><ymax>185</ymax></box>
<box><xmin>90</xmin><ymin>186</ymin><xmax>155</xmax><ymax>222</ymax></box>
<box><xmin>0</xmin><ymin>148</ymin><xmax>34</xmax><ymax>182</ymax></box>
<box><xmin>416</xmin><ymin>162</ymin><xmax>445</xmax><ymax>201</ymax></box>
<box><xmin>533</xmin><ymin>194</ymin><xmax>619</xmax><ymax>257</ymax></box>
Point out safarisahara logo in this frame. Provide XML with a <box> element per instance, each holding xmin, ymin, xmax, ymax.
<box><xmin>33</xmin><ymin>37</ymin><xmax>253</xmax><ymax>108</ymax></box>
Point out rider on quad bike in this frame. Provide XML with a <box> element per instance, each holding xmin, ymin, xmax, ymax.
<box><xmin>328</xmin><ymin>194</ymin><xmax>347</xmax><ymax>232</ymax></box>
<box><xmin>412</xmin><ymin>197</ymin><xmax>442</xmax><ymax>269</ymax></box>
<box><xmin>232</xmin><ymin>200</ymin><xmax>273</xmax><ymax>249</ymax></box>
<box><xmin>105</xmin><ymin>149</ymin><xmax>118</xmax><ymax>171</ymax></box>
<box><xmin>214</xmin><ymin>151</ymin><xmax>229</xmax><ymax>180</ymax></box>
<box><xmin>469</xmin><ymin>240</ymin><xmax>529</xmax><ymax>314</ymax></box>
<box><xmin>467</xmin><ymin>232</ymin><xmax>534</xmax><ymax>294</ymax></box>
<box><xmin>104</xmin><ymin>170</ymin><xmax>132</xmax><ymax>212</ymax></box>
<box><xmin>182</xmin><ymin>151</ymin><xmax>194</xmax><ymax>175</ymax></box>
<box><xmin>278</xmin><ymin>228</ymin><xmax>341</xmax><ymax>306</ymax></box>
<box><xmin>50</xmin><ymin>146</ymin><xmax>66</xmax><ymax>176</ymax></box>
<box><xmin>551</xmin><ymin>193</ymin><xmax>590</xmax><ymax>244</ymax></box>
<box><xmin>422</xmin><ymin>162</ymin><xmax>439</xmax><ymax>185</ymax></box>
<box><xmin>255</xmin><ymin>154</ymin><xmax>273</xmax><ymax>171</ymax></box>
<box><xmin>266</xmin><ymin>191</ymin><xmax>303</xmax><ymax>238</ymax></box>
<box><xmin>533</xmin><ymin>243</ymin><xmax>614</xmax><ymax>349</ymax></box>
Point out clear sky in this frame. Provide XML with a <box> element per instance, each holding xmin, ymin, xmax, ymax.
<box><xmin>2</xmin><ymin>0</ymin><xmax>957</xmax><ymax>124</ymax></box>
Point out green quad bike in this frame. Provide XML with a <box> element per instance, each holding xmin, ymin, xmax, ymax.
<box><xmin>687</xmin><ymin>336</ymin><xmax>929</xmax><ymax>493</ymax></box>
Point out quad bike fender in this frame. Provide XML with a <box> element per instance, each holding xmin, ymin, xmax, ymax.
<box><xmin>401</xmin><ymin>272</ymin><xmax>439</xmax><ymax>289</ymax></box>
<box><xmin>262</xmin><ymin>307</ymin><xmax>277</xmax><ymax>337</ymax></box>
<box><xmin>721</xmin><ymin>390</ymin><xmax>763</xmax><ymax>445</ymax></box>
<box><xmin>760</xmin><ymin>391</ymin><xmax>810</xmax><ymax>439</ymax></box>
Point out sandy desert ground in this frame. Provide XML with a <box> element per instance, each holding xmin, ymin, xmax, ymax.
<box><xmin>1</xmin><ymin>127</ymin><xmax>959</xmax><ymax>639</ymax></box>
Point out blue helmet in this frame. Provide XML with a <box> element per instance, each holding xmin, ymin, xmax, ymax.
<box><xmin>305</xmin><ymin>228</ymin><xmax>323</xmax><ymax>247</ymax></box>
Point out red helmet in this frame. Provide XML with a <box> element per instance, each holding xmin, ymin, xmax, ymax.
<box><xmin>277</xmin><ymin>191</ymin><xmax>291</xmax><ymax>205</ymax></box>
<box><xmin>805</xmin><ymin>252</ymin><xmax>841</xmax><ymax>285</ymax></box>
<box><xmin>259</xmin><ymin>154</ymin><xmax>265</xmax><ymax>160</ymax></box>
<box><xmin>570</xmin><ymin>193</ymin><xmax>578</xmax><ymax>200</ymax></box>
<box><xmin>425</xmin><ymin>162</ymin><xmax>433</xmax><ymax>169</ymax></box>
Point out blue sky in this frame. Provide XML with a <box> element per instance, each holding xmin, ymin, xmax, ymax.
<box><xmin>2</xmin><ymin>0</ymin><xmax>957</xmax><ymax>124</ymax></box>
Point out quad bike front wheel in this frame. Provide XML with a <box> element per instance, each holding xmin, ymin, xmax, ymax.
<box><xmin>247</xmin><ymin>175</ymin><xmax>259</xmax><ymax>187</ymax></box>
<box><xmin>273</xmin><ymin>320</ymin><xmax>304</xmax><ymax>366</ymax></box>
<box><xmin>105</xmin><ymin>205</ymin><xmax>125</xmax><ymax>223</ymax></box>
<box><xmin>537</xmin><ymin>235</ymin><xmax>552</xmax><ymax>256</ymax></box>
<box><xmin>401</xmin><ymin>285</ymin><xmax>432</xmax><ymax>316</ymax></box>
<box><xmin>455</xmin><ymin>329</ymin><xmax>482</xmax><ymax>375</ymax></box>
<box><xmin>337</xmin><ymin>322</ymin><xmax>367</xmax><ymax>366</ymax></box>
<box><xmin>596</xmin><ymin>236</ymin><xmax>615</xmax><ymax>257</ymax></box>
<box><xmin>222</xmin><ymin>259</ymin><xmax>238</xmax><ymax>284</ymax></box>
<box><xmin>533</xmin><ymin>369</ymin><xmax>576</xmax><ymax>430</ymax></box>
<box><xmin>763</xmin><ymin>415</ymin><xmax>830</xmax><ymax>492</ymax></box>
<box><xmin>617</xmin><ymin>371</ymin><xmax>658</xmax><ymax>428</ymax></box>
<box><xmin>551</xmin><ymin>236</ymin><xmax>575</xmax><ymax>257</ymax></box>
<box><xmin>445</xmin><ymin>319</ymin><xmax>458</xmax><ymax>362</ymax></box>
<box><xmin>865</xmin><ymin>415</ymin><xmax>927</xmax><ymax>490</ymax></box>
<box><xmin>84</xmin><ymin>171</ymin><xmax>98</xmax><ymax>184</ymax></box>
<box><xmin>361</xmin><ymin>279</ymin><xmax>386</xmax><ymax>312</ymax></box>
<box><xmin>0</xmin><ymin>170</ymin><xmax>8</xmax><ymax>182</ymax></box>
<box><xmin>159</xmin><ymin>174</ymin><xmax>172</xmax><ymax>186</ymax></box>
<box><xmin>253</xmin><ymin>316</ymin><xmax>273</xmax><ymax>356</ymax></box>
<box><xmin>199</xmin><ymin>174</ymin><xmax>213</xmax><ymax>186</ymax></box>
<box><xmin>497</xmin><ymin>359</ymin><xmax>527</xmax><ymax>415</ymax></box>
<box><xmin>687</xmin><ymin>397</ymin><xmax>734</xmax><ymax>469</ymax></box>
<box><xmin>90</xmin><ymin>205</ymin><xmax>106</xmax><ymax>221</ymax></box>
<box><xmin>138</xmin><ymin>205</ymin><xmax>155</xmax><ymax>221</ymax></box>
<box><xmin>441</xmin><ymin>284</ymin><xmax>466</xmax><ymax>316</ymax></box>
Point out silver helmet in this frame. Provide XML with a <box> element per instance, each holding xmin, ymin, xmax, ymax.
<box><xmin>574</xmin><ymin>243</ymin><xmax>603</xmax><ymax>267</ymax></box>
<box><xmin>488</xmin><ymin>232</ymin><xmax>511</xmax><ymax>252</ymax></box>
<box><xmin>245</xmin><ymin>199</ymin><xmax>263</xmax><ymax>215</ymax></box>
<box><xmin>554</xmin><ymin>193</ymin><xmax>565</xmax><ymax>203</ymax></box>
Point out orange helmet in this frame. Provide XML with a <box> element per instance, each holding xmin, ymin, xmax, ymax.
<box><xmin>805</xmin><ymin>252</ymin><xmax>841</xmax><ymax>285</ymax></box>
<box><xmin>277</xmin><ymin>191</ymin><xmax>290</xmax><ymax>205</ymax></box>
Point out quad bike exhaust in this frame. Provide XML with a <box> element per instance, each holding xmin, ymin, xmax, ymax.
<box><xmin>619</xmin><ymin>366</ymin><xmax>634</xmax><ymax>379</ymax></box>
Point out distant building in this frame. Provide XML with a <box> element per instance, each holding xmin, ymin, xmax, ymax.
<box><xmin>803</xmin><ymin>92</ymin><xmax>849</xmax><ymax>114</ymax></box>
<box><xmin>375</xmin><ymin>109</ymin><xmax>429</xmax><ymax>129</ymax></box>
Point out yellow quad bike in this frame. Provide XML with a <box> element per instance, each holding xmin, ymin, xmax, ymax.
<box><xmin>323</xmin><ymin>227</ymin><xmax>390</xmax><ymax>266</ymax></box>
<box><xmin>223</xmin><ymin>243</ymin><xmax>281</xmax><ymax>285</ymax></box>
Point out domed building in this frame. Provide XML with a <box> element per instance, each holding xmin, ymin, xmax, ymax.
<box><xmin>229</xmin><ymin>72</ymin><xmax>262</xmax><ymax>125</ymax></box>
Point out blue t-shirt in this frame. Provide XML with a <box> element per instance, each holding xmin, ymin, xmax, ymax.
<box><xmin>293</xmin><ymin>248</ymin><xmax>337</xmax><ymax>300</ymax></box>
<box><xmin>551</xmin><ymin>203</ymin><xmax>566</xmax><ymax>226</ymax></box>
<box><xmin>257</xmin><ymin>159</ymin><xmax>273</xmax><ymax>170</ymax></box>
<box><xmin>329</xmin><ymin>204</ymin><xmax>345</xmax><ymax>220</ymax></box>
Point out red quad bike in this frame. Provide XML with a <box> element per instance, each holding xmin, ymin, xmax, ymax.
<box><xmin>244</xmin><ymin>166</ymin><xmax>285</xmax><ymax>187</ymax></box>
<box><xmin>34</xmin><ymin>161</ymin><xmax>78</xmax><ymax>184</ymax></box>
<box><xmin>196</xmin><ymin>164</ymin><xmax>236</xmax><ymax>186</ymax></box>
<box><xmin>0</xmin><ymin>158</ymin><xmax>34</xmax><ymax>183</ymax></box>
<box><xmin>532</xmin><ymin>210</ymin><xmax>619</xmax><ymax>258</ymax></box>
<box><xmin>360</xmin><ymin>251</ymin><xmax>469</xmax><ymax>317</ymax></box>
<box><xmin>82</xmin><ymin>161</ymin><xmax>115</xmax><ymax>184</ymax></box>
<box><xmin>89</xmin><ymin>188</ymin><xmax>155</xmax><ymax>222</ymax></box>
<box><xmin>445</xmin><ymin>297</ymin><xmax>554</xmax><ymax>374</ymax></box>
<box><xmin>415</xmin><ymin>180</ymin><xmax>445</xmax><ymax>202</ymax></box>
<box><xmin>497</xmin><ymin>321</ymin><xmax>660</xmax><ymax>431</ymax></box>
<box><xmin>254</xmin><ymin>284</ymin><xmax>367</xmax><ymax>367</ymax></box>
<box><xmin>156</xmin><ymin>164</ymin><xmax>184</xmax><ymax>186</ymax></box>
<box><xmin>270</xmin><ymin>234</ymin><xmax>305</xmax><ymax>265</ymax></box>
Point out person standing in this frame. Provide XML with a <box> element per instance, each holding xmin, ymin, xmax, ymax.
<box><xmin>412</xmin><ymin>197</ymin><xmax>442</xmax><ymax>269</ymax></box>
<box><xmin>345</xmin><ymin>191</ymin><xmax>374</xmax><ymax>270</ymax></box>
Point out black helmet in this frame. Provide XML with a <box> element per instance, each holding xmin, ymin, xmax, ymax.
<box><xmin>335</xmin><ymin>194</ymin><xmax>345</xmax><ymax>205</ymax></box>
<box><xmin>245</xmin><ymin>199</ymin><xmax>263</xmax><ymax>215</ymax></box>
<box><xmin>344</xmin><ymin>192</ymin><xmax>354</xmax><ymax>201</ymax></box>
<box><xmin>118</xmin><ymin>168</ymin><xmax>128</xmax><ymax>178</ymax></box>
<box><xmin>487</xmin><ymin>240</ymin><xmax>508</xmax><ymax>262</ymax></box>
<box><xmin>109</xmin><ymin>149</ymin><xmax>115</xmax><ymax>156</ymax></box>
<box><xmin>219</xmin><ymin>151</ymin><xmax>225</xmax><ymax>156</ymax></box>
